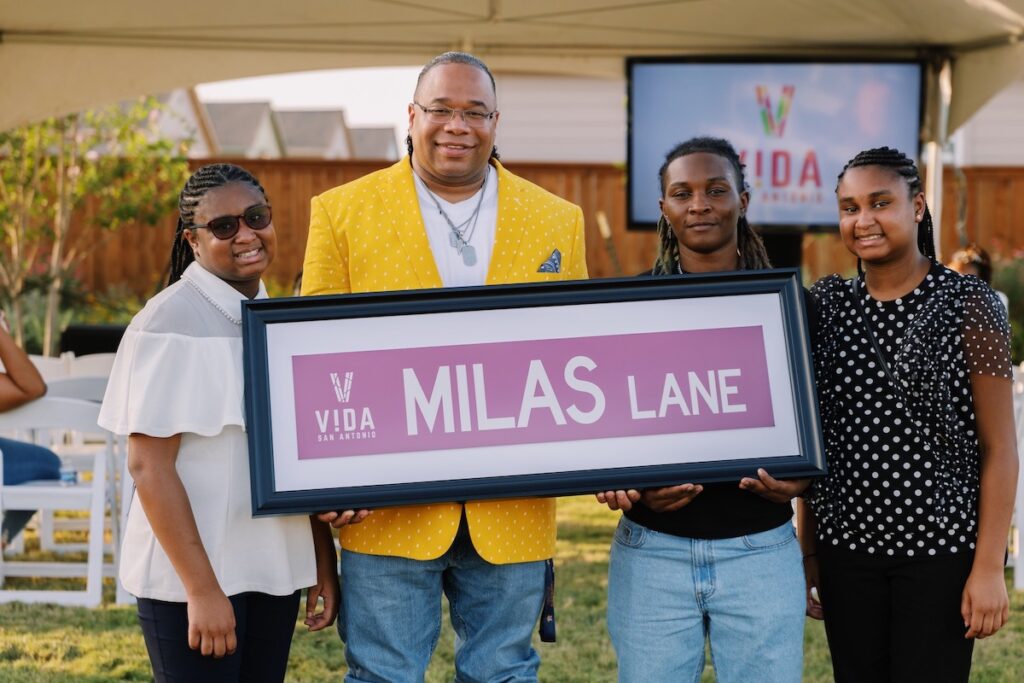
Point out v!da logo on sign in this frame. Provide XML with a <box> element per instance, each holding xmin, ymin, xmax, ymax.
<box><xmin>330</xmin><ymin>371</ymin><xmax>354</xmax><ymax>403</ymax></box>
<box><xmin>755</xmin><ymin>85</ymin><xmax>795</xmax><ymax>137</ymax></box>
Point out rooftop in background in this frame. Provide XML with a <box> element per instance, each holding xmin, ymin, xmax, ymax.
<box><xmin>204</xmin><ymin>101</ymin><xmax>284</xmax><ymax>158</ymax></box>
<box><xmin>349</xmin><ymin>126</ymin><xmax>400</xmax><ymax>161</ymax></box>
<box><xmin>197</xmin><ymin>67</ymin><xmax>417</xmax><ymax>157</ymax></box>
<box><xmin>276</xmin><ymin>110</ymin><xmax>352</xmax><ymax>159</ymax></box>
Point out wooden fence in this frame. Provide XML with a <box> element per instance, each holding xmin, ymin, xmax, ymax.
<box><xmin>73</xmin><ymin>160</ymin><xmax>1024</xmax><ymax>295</ymax></box>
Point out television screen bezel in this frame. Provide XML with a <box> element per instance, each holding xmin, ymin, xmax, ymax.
<box><xmin>625</xmin><ymin>55</ymin><xmax>927</xmax><ymax>233</ymax></box>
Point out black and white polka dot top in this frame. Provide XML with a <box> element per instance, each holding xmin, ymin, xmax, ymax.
<box><xmin>806</xmin><ymin>262</ymin><xmax>1012</xmax><ymax>557</ymax></box>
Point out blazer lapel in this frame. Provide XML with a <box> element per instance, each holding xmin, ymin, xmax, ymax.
<box><xmin>378</xmin><ymin>159</ymin><xmax>443</xmax><ymax>289</ymax></box>
<box><xmin>486</xmin><ymin>161</ymin><xmax>526</xmax><ymax>285</ymax></box>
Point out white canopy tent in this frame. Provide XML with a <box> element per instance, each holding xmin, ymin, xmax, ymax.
<box><xmin>3</xmin><ymin>0</ymin><xmax>1024</xmax><ymax>132</ymax></box>
<box><xmin>2</xmin><ymin>0</ymin><xmax>1024</xmax><ymax>237</ymax></box>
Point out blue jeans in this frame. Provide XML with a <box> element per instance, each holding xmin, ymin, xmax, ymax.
<box><xmin>338</xmin><ymin>517</ymin><xmax>545</xmax><ymax>683</ymax></box>
<box><xmin>607</xmin><ymin>516</ymin><xmax>805</xmax><ymax>683</ymax></box>
<box><xmin>1</xmin><ymin>436</ymin><xmax>62</xmax><ymax>544</ymax></box>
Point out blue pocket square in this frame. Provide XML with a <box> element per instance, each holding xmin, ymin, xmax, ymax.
<box><xmin>538</xmin><ymin>249</ymin><xmax>562</xmax><ymax>273</ymax></box>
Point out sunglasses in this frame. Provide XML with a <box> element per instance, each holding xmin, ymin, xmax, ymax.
<box><xmin>190</xmin><ymin>204</ymin><xmax>273</xmax><ymax>240</ymax></box>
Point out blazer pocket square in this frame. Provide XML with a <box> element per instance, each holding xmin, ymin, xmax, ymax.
<box><xmin>538</xmin><ymin>249</ymin><xmax>562</xmax><ymax>273</ymax></box>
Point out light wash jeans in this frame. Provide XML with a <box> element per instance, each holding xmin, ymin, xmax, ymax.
<box><xmin>338</xmin><ymin>517</ymin><xmax>546</xmax><ymax>683</ymax></box>
<box><xmin>607</xmin><ymin>516</ymin><xmax>805</xmax><ymax>683</ymax></box>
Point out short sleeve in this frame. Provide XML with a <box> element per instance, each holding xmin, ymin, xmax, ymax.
<box><xmin>98</xmin><ymin>328</ymin><xmax>245</xmax><ymax>437</ymax></box>
<box><xmin>961</xmin><ymin>282</ymin><xmax>1013</xmax><ymax>379</ymax></box>
<box><xmin>808</xmin><ymin>274</ymin><xmax>843</xmax><ymax>347</ymax></box>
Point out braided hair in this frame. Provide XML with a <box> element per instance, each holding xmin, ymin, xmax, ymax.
<box><xmin>835</xmin><ymin>147</ymin><xmax>936</xmax><ymax>273</ymax></box>
<box><xmin>167</xmin><ymin>163</ymin><xmax>268</xmax><ymax>287</ymax></box>
<box><xmin>406</xmin><ymin>51</ymin><xmax>500</xmax><ymax>161</ymax></box>
<box><xmin>653</xmin><ymin>136</ymin><xmax>771</xmax><ymax>275</ymax></box>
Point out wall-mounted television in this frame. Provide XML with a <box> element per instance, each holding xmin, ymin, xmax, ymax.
<box><xmin>627</xmin><ymin>58</ymin><xmax>924</xmax><ymax>230</ymax></box>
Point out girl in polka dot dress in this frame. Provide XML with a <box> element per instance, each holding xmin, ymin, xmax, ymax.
<box><xmin>797</xmin><ymin>147</ymin><xmax>1018</xmax><ymax>682</ymax></box>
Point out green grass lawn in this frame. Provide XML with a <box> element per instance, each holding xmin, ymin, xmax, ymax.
<box><xmin>2</xmin><ymin>497</ymin><xmax>1023</xmax><ymax>681</ymax></box>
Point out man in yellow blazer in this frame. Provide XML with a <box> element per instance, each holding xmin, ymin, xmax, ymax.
<box><xmin>301</xmin><ymin>52</ymin><xmax>587</xmax><ymax>682</ymax></box>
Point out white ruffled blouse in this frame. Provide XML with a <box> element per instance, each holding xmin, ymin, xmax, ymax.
<box><xmin>99</xmin><ymin>262</ymin><xmax>315</xmax><ymax>601</ymax></box>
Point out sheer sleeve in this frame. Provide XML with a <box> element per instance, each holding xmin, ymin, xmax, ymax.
<box><xmin>808</xmin><ymin>274</ymin><xmax>843</xmax><ymax>352</ymax></box>
<box><xmin>960</xmin><ymin>281</ymin><xmax>1013</xmax><ymax>379</ymax></box>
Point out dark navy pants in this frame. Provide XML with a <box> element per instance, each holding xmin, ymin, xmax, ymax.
<box><xmin>137</xmin><ymin>590</ymin><xmax>301</xmax><ymax>683</ymax></box>
<box><xmin>818</xmin><ymin>546</ymin><xmax>975</xmax><ymax>683</ymax></box>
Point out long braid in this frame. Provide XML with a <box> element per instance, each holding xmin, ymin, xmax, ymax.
<box><xmin>836</xmin><ymin>146</ymin><xmax>936</xmax><ymax>274</ymax></box>
<box><xmin>166</xmin><ymin>163</ymin><xmax>268</xmax><ymax>287</ymax></box>
<box><xmin>654</xmin><ymin>214</ymin><xmax>680</xmax><ymax>275</ymax></box>
<box><xmin>653</xmin><ymin>136</ymin><xmax>771</xmax><ymax>273</ymax></box>
<box><xmin>736</xmin><ymin>214</ymin><xmax>772</xmax><ymax>270</ymax></box>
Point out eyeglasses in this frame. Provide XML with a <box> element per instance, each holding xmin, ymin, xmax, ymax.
<box><xmin>190</xmin><ymin>204</ymin><xmax>273</xmax><ymax>240</ymax></box>
<box><xmin>413</xmin><ymin>102</ymin><xmax>497</xmax><ymax>128</ymax></box>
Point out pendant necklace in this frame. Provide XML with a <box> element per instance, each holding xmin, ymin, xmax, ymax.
<box><xmin>420</xmin><ymin>170</ymin><xmax>488</xmax><ymax>267</ymax></box>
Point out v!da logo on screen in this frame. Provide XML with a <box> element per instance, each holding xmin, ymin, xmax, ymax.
<box><xmin>755</xmin><ymin>85</ymin><xmax>795</xmax><ymax>138</ymax></box>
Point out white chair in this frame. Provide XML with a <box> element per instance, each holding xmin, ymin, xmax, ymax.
<box><xmin>66</xmin><ymin>353</ymin><xmax>116</xmax><ymax>378</ymax></box>
<box><xmin>33</xmin><ymin>376</ymin><xmax>133</xmax><ymax>604</ymax></box>
<box><xmin>32</xmin><ymin>376</ymin><xmax>114</xmax><ymax>555</ymax></box>
<box><xmin>45</xmin><ymin>376</ymin><xmax>109</xmax><ymax>402</ymax></box>
<box><xmin>28</xmin><ymin>353</ymin><xmax>71</xmax><ymax>381</ymax></box>
<box><xmin>0</xmin><ymin>397</ymin><xmax>111</xmax><ymax>607</ymax></box>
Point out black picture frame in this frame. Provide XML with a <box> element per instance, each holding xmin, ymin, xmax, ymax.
<box><xmin>242</xmin><ymin>269</ymin><xmax>824</xmax><ymax>515</ymax></box>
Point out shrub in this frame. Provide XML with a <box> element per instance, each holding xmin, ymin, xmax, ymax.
<box><xmin>992</xmin><ymin>256</ymin><xmax>1024</xmax><ymax>364</ymax></box>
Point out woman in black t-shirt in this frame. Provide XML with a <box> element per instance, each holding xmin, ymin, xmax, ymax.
<box><xmin>596</xmin><ymin>137</ymin><xmax>810</xmax><ymax>683</ymax></box>
<box><xmin>798</xmin><ymin>147</ymin><xmax>1017</xmax><ymax>682</ymax></box>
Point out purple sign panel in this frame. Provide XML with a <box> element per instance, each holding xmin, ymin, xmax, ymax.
<box><xmin>291</xmin><ymin>327</ymin><xmax>774</xmax><ymax>460</ymax></box>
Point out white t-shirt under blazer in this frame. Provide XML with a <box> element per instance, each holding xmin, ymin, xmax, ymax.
<box><xmin>99</xmin><ymin>261</ymin><xmax>315</xmax><ymax>602</ymax></box>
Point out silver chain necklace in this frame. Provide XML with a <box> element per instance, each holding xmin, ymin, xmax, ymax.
<box><xmin>418</xmin><ymin>170</ymin><xmax>488</xmax><ymax>267</ymax></box>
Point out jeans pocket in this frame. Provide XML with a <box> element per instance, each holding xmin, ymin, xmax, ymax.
<box><xmin>742</xmin><ymin>521</ymin><xmax>796</xmax><ymax>550</ymax></box>
<box><xmin>612</xmin><ymin>517</ymin><xmax>648</xmax><ymax>549</ymax></box>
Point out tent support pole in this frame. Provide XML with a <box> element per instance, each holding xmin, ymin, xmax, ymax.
<box><xmin>924</xmin><ymin>58</ymin><xmax>952</xmax><ymax>260</ymax></box>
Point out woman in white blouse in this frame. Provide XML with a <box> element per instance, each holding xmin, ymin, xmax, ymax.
<box><xmin>100</xmin><ymin>164</ymin><xmax>357</xmax><ymax>682</ymax></box>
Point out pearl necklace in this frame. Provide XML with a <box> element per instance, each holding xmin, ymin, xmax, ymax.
<box><xmin>185</xmin><ymin>276</ymin><xmax>242</xmax><ymax>325</ymax></box>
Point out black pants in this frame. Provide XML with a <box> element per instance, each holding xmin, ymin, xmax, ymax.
<box><xmin>137</xmin><ymin>590</ymin><xmax>301</xmax><ymax>683</ymax></box>
<box><xmin>817</xmin><ymin>546</ymin><xmax>975</xmax><ymax>683</ymax></box>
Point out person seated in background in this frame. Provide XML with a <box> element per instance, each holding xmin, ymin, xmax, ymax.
<box><xmin>0</xmin><ymin>309</ymin><xmax>62</xmax><ymax>548</ymax></box>
<box><xmin>948</xmin><ymin>243</ymin><xmax>1010</xmax><ymax>312</ymax></box>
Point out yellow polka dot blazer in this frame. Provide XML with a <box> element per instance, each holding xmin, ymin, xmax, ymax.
<box><xmin>301</xmin><ymin>158</ymin><xmax>588</xmax><ymax>563</ymax></box>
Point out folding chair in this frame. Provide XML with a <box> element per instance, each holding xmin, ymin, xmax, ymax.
<box><xmin>66</xmin><ymin>353</ymin><xmax>116</xmax><ymax>378</ymax></box>
<box><xmin>0</xmin><ymin>397</ymin><xmax>112</xmax><ymax>607</ymax></box>
<box><xmin>28</xmin><ymin>353</ymin><xmax>71</xmax><ymax>381</ymax></box>
<box><xmin>28</xmin><ymin>376</ymin><xmax>114</xmax><ymax>555</ymax></box>
<box><xmin>45</xmin><ymin>376</ymin><xmax>109</xmax><ymax>402</ymax></box>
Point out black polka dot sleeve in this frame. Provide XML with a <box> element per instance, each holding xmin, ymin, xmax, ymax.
<box><xmin>960</xmin><ymin>278</ymin><xmax>1013</xmax><ymax>379</ymax></box>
